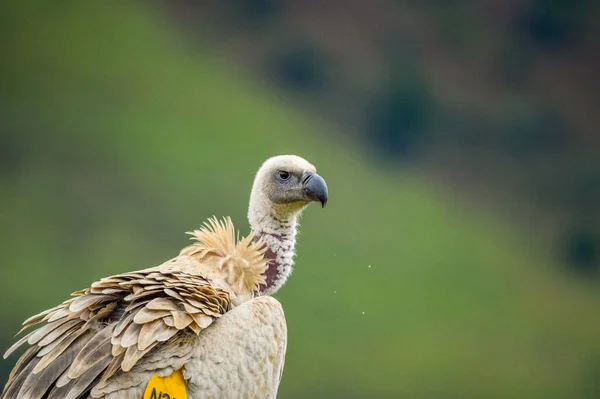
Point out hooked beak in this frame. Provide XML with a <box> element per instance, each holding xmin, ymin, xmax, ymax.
<box><xmin>302</xmin><ymin>171</ymin><xmax>328</xmax><ymax>208</ymax></box>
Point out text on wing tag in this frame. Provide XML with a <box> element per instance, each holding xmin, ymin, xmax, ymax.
<box><xmin>143</xmin><ymin>369</ymin><xmax>187</xmax><ymax>399</ymax></box>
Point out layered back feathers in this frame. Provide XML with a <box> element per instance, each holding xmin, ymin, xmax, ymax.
<box><xmin>1</xmin><ymin>217</ymin><xmax>269</xmax><ymax>399</ymax></box>
<box><xmin>180</xmin><ymin>217</ymin><xmax>268</xmax><ymax>296</ymax></box>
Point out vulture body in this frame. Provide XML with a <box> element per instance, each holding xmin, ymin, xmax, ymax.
<box><xmin>2</xmin><ymin>155</ymin><xmax>328</xmax><ymax>399</ymax></box>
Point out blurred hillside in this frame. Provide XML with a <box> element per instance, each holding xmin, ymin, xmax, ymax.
<box><xmin>167</xmin><ymin>0</ymin><xmax>600</xmax><ymax>276</ymax></box>
<box><xmin>1</xmin><ymin>1</ymin><xmax>600</xmax><ymax>398</ymax></box>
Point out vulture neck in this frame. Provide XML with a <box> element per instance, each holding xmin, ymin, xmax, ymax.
<box><xmin>248</xmin><ymin>201</ymin><xmax>303</xmax><ymax>296</ymax></box>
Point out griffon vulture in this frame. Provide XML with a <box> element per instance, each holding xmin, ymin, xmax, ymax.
<box><xmin>1</xmin><ymin>155</ymin><xmax>328</xmax><ymax>399</ymax></box>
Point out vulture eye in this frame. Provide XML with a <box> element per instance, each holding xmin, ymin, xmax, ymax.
<box><xmin>277</xmin><ymin>170</ymin><xmax>291</xmax><ymax>182</ymax></box>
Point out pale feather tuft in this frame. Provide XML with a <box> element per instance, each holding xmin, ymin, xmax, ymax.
<box><xmin>180</xmin><ymin>217</ymin><xmax>268</xmax><ymax>295</ymax></box>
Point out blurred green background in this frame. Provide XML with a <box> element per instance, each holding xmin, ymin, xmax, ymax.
<box><xmin>1</xmin><ymin>1</ymin><xmax>600</xmax><ymax>398</ymax></box>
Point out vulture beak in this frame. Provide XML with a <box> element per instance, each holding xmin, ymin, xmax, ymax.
<box><xmin>302</xmin><ymin>171</ymin><xmax>328</xmax><ymax>208</ymax></box>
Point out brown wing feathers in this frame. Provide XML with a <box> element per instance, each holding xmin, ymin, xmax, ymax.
<box><xmin>2</xmin><ymin>269</ymin><xmax>231</xmax><ymax>399</ymax></box>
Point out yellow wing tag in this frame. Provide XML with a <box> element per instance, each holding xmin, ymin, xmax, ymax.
<box><xmin>143</xmin><ymin>369</ymin><xmax>187</xmax><ymax>399</ymax></box>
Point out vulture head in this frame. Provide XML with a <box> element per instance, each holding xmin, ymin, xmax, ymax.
<box><xmin>248</xmin><ymin>155</ymin><xmax>328</xmax><ymax>295</ymax></box>
<box><xmin>249</xmin><ymin>155</ymin><xmax>328</xmax><ymax>218</ymax></box>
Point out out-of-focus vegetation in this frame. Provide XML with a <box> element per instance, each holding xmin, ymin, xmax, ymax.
<box><xmin>170</xmin><ymin>0</ymin><xmax>600</xmax><ymax>276</ymax></box>
<box><xmin>1</xmin><ymin>1</ymin><xmax>600</xmax><ymax>398</ymax></box>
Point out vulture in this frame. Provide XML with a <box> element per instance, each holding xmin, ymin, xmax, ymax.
<box><xmin>2</xmin><ymin>155</ymin><xmax>328</xmax><ymax>399</ymax></box>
